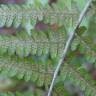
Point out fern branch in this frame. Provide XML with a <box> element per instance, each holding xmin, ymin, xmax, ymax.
<box><xmin>1</xmin><ymin>55</ymin><xmax>96</xmax><ymax>96</ymax></box>
<box><xmin>60</xmin><ymin>64</ymin><xmax>96</xmax><ymax>96</ymax></box>
<box><xmin>0</xmin><ymin>29</ymin><xmax>66</xmax><ymax>59</ymax></box>
<box><xmin>0</xmin><ymin>25</ymin><xmax>95</xmax><ymax>60</ymax></box>
<box><xmin>48</xmin><ymin>0</ymin><xmax>93</xmax><ymax>96</ymax></box>
<box><xmin>0</xmin><ymin>55</ymin><xmax>54</xmax><ymax>89</ymax></box>
<box><xmin>0</xmin><ymin>3</ymin><xmax>74</xmax><ymax>33</ymax></box>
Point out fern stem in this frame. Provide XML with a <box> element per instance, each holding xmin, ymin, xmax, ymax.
<box><xmin>48</xmin><ymin>0</ymin><xmax>93</xmax><ymax>96</ymax></box>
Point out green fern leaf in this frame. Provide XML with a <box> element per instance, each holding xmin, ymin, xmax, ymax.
<box><xmin>0</xmin><ymin>1</ymin><xmax>72</xmax><ymax>34</ymax></box>
<box><xmin>0</xmin><ymin>28</ymin><xmax>67</xmax><ymax>59</ymax></box>
<box><xmin>0</xmin><ymin>55</ymin><xmax>54</xmax><ymax>88</ymax></box>
<box><xmin>60</xmin><ymin>64</ymin><xmax>96</xmax><ymax>96</ymax></box>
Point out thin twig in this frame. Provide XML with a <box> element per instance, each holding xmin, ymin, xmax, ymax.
<box><xmin>47</xmin><ymin>0</ymin><xmax>92</xmax><ymax>96</ymax></box>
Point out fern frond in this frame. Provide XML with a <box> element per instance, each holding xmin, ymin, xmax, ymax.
<box><xmin>0</xmin><ymin>28</ymin><xmax>66</xmax><ymax>59</ymax></box>
<box><xmin>60</xmin><ymin>64</ymin><xmax>96</xmax><ymax>96</ymax></box>
<box><xmin>0</xmin><ymin>55</ymin><xmax>54</xmax><ymax>89</ymax></box>
<box><xmin>0</xmin><ymin>2</ymin><xmax>73</xmax><ymax>33</ymax></box>
<box><xmin>0</xmin><ymin>26</ymin><xmax>94</xmax><ymax>59</ymax></box>
<box><xmin>0</xmin><ymin>53</ymin><xmax>96</xmax><ymax>95</ymax></box>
